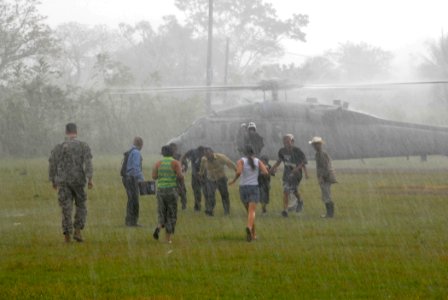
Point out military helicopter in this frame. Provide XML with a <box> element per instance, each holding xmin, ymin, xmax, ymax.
<box><xmin>108</xmin><ymin>80</ymin><xmax>448</xmax><ymax>161</ymax></box>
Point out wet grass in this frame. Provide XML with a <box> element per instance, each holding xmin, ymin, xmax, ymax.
<box><xmin>0</xmin><ymin>156</ymin><xmax>447</xmax><ymax>299</ymax></box>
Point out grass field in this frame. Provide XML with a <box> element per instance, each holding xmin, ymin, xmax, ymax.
<box><xmin>1</xmin><ymin>156</ymin><xmax>447</xmax><ymax>299</ymax></box>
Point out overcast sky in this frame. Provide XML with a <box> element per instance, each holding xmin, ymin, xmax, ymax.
<box><xmin>39</xmin><ymin>0</ymin><xmax>448</xmax><ymax>62</ymax></box>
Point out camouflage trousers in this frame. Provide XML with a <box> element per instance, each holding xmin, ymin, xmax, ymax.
<box><xmin>191</xmin><ymin>174</ymin><xmax>204</xmax><ymax>210</ymax></box>
<box><xmin>57</xmin><ymin>183</ymin><xmax>87</xmax><ymax>235</ymax></box>
<box><xmin>156</xmin><ymin>188</ymin><xmax>178</xmax><ymax>234</ymax></box>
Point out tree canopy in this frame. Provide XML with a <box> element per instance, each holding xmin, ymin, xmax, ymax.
<box><xmin>175</xmin><ymin>0</ymin><xmax>308</xmax><ymax>78</ymax></box>
<box><xmin>118</xmin><ymin>16</ymin><xmax>206</xmax><ymax>86</ymax></box>
<box><xmin>331</xmin><ymin>42</ymin><xmax>393</xmax><ymax>82</ymax></box>
<box><xmin>419</xmin><ymin>34</ymin><xmax>448</xmax><ymax>106</ymax></box>
<box><xmin>0</xmin><ymin>0</ymin><xmax>56</xmax><ymax>83</ymax></box>
<box><xmin>420</xmin><ymin>34</ymin><xmax>448</xmax><ymax>79</ymax></box>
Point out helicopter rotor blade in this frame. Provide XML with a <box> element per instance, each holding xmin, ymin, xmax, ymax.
<box><xmin>106</xmin><ymin>84</ymin><xmax>261</xmax><ymax>95</ymax></box>
<box><xmin>300</xmin><ymin>80</ymin><xmax>448</xmax><ymax>90</ymax></box>
<box><xmin>105</xmin><ymin>80</ymin><xmax>448</xmax><ymax>95</ymax></box>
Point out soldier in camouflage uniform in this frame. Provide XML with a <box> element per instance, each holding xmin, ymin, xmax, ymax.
<box><xmin>245</xmin><ymin>122</ymin><xmax>264</xmax><ymax>156</ymax></box>
<box><xmin>49</xmin><ymin>123</ymin><xmax>93</xmax><ymax>242</ymax></box>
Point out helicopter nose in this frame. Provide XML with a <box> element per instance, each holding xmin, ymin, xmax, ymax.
<box><xmin>168</xmin><ymin>136</ymin><xmax>182</xmax><ymax>145</ymax></box>
<box><xmin>167</xmin><ymin>135</ymin><xmax>184</xmax><ymax>152</ymax></box>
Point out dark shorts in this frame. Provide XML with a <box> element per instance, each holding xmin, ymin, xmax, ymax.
<box><xmin>239</xmin><ymin>185</ymin><xmax>260</xmax><ymax>204</ymax></box>
<box><xmin>282</xmin><ymin>173</ymin><xmax>302</xmax><ymax>193</ymax></box>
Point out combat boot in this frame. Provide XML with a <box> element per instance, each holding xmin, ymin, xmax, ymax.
<box><xmin>322</xmin><ymin>202</ymin><xmax>334</xmax><ymax>218</ymax></box>
<box><xmin>295</xmin><ymin>200</ymin><xmax>304</xmax><ymax>213</ymax></box>
<box><xmin>327</xmin><ymin>201</ymin><xmax>334</xmax><ymax>218</ymax></box>
<box><xmin>153</xmin><ymin>227</ymin><xmax>160</xmax><ymax>240</ymax></box>
<box><xmin>73</xmin><ymin>229</ymin><xmax>83</xmax><ymax>242</ymax></box>
<box><xmin>64</xmin><ymin>233</ymin><xmax>71</xmax><ymax>243</ymax></box>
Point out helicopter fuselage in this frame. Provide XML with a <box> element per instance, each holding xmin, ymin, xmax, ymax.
<box><xmin>168</xmin><ymin>102</ymin><xmax>448</xmax><ymax>161</ymax></box>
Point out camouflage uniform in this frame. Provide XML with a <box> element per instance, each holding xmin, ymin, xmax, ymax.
<box><xmin>245</xmin><ymin>131</ymin><xmax>264</xmax><ymax>156</ymax></box>
<box><xmin>49</xmin><ymin>138</ymin><xmax>93</xmax><ymax>235</ymax></box>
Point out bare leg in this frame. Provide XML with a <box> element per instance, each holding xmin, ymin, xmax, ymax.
<box><xmin>247</xmin><ymin>202</ymin><xmax>257</xmax><ymax>233</ymax></box>
<box><xmin>251</xmin><ymin>223</ymin><xmax>256</xmax><ymax>240</ymax></box>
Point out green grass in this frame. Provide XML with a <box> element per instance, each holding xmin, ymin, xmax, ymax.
<box><xmin>1</xmin><ymin>156</ymin><xmax>447</xmax><ymax>299</ymax></box>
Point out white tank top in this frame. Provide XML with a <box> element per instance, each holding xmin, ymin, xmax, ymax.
<box><xmin>240</xmin><ymin>157</ymin><xmax>259</xmax><ymax>186</ymax></box>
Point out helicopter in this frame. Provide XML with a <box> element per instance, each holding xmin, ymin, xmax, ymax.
<box><xmin>108</xmin><ymin>80</ymin><xmax>448</xmax><ymax>161</ymax></box>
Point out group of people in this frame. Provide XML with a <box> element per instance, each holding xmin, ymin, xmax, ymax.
<box><xmin>120</xmin><ymin>138</ymin><xmax>184</xmax><ymax>243</ymax></box>
<box><xmin>49</xmin><ymin>122</ymin><xmax>337</xmax><ymax>244</ymax></box>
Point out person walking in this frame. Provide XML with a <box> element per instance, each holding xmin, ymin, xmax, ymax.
<box><xmin>49</xmin><ymin>123</ymin><xmax>93</xmax><ymax>243</ymax></box>
<box><xmin>199</xmin><ymin>148</ymin><xmax>236</xmax><ymax>216</ymax></box>
<box><xmin>309</xmin><ymin>136</ymin><xmax>337</xmax><ymax>218</ymax></box>
<box><xmin>122</xmin><ymin>137</ymin><xmax>145</xmax><ymax>227</ymax></box>
<box><xmin>180</xmin><ymin>146</ymin><xmax>206</xmax><ymax>211</ymax></box>
<box><xmin>271</xmin><ymin>134</ymin><xmax>308</xmax><ymax>217</ymax></box>
<box><xmin>152</xmin><ymin>145</ymin><xmax>184</xmax><ymax>243</ymax></box>
<box><xmin>229</xmin><ymin>146</ymin><xmax>269</xmax><ymax>242</ymax></box>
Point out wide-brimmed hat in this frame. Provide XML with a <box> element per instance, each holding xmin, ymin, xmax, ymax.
<box><xmin>309</xmin><ymin>136</ymin><xmax>324</xmax><ymax>144</ymax></box>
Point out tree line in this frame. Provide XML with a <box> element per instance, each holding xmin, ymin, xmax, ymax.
<box><xmin>1</xmin><ymin>0</ymin><xmax>447</xmax><ymax>157</ymax></box>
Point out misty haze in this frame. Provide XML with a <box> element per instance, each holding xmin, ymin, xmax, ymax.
<box><xmin>1</xmin><ymin>0</ymin><xmax>448</xmax><ymax>156</ymax></box>
<box><xmin>1</xmin><ymin>0</ymin><xmax>447</xmax><ymax>299</ymax></box>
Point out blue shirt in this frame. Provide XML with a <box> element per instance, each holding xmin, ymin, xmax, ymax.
<box><xmin>126</xmin><ymin>146</ymin><xmax>144</xmax><ymax>181</ymax></box>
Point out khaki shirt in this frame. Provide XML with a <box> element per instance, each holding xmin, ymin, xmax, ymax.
<box><xmin>315</xmin><ymin>150</ymin><xmax>337</xmax><ymax>183</ymax></box>
<box><xmin>199</xmin><ymin>153</ymin><xmax>236</xmax><ymax>181</ymax></box>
